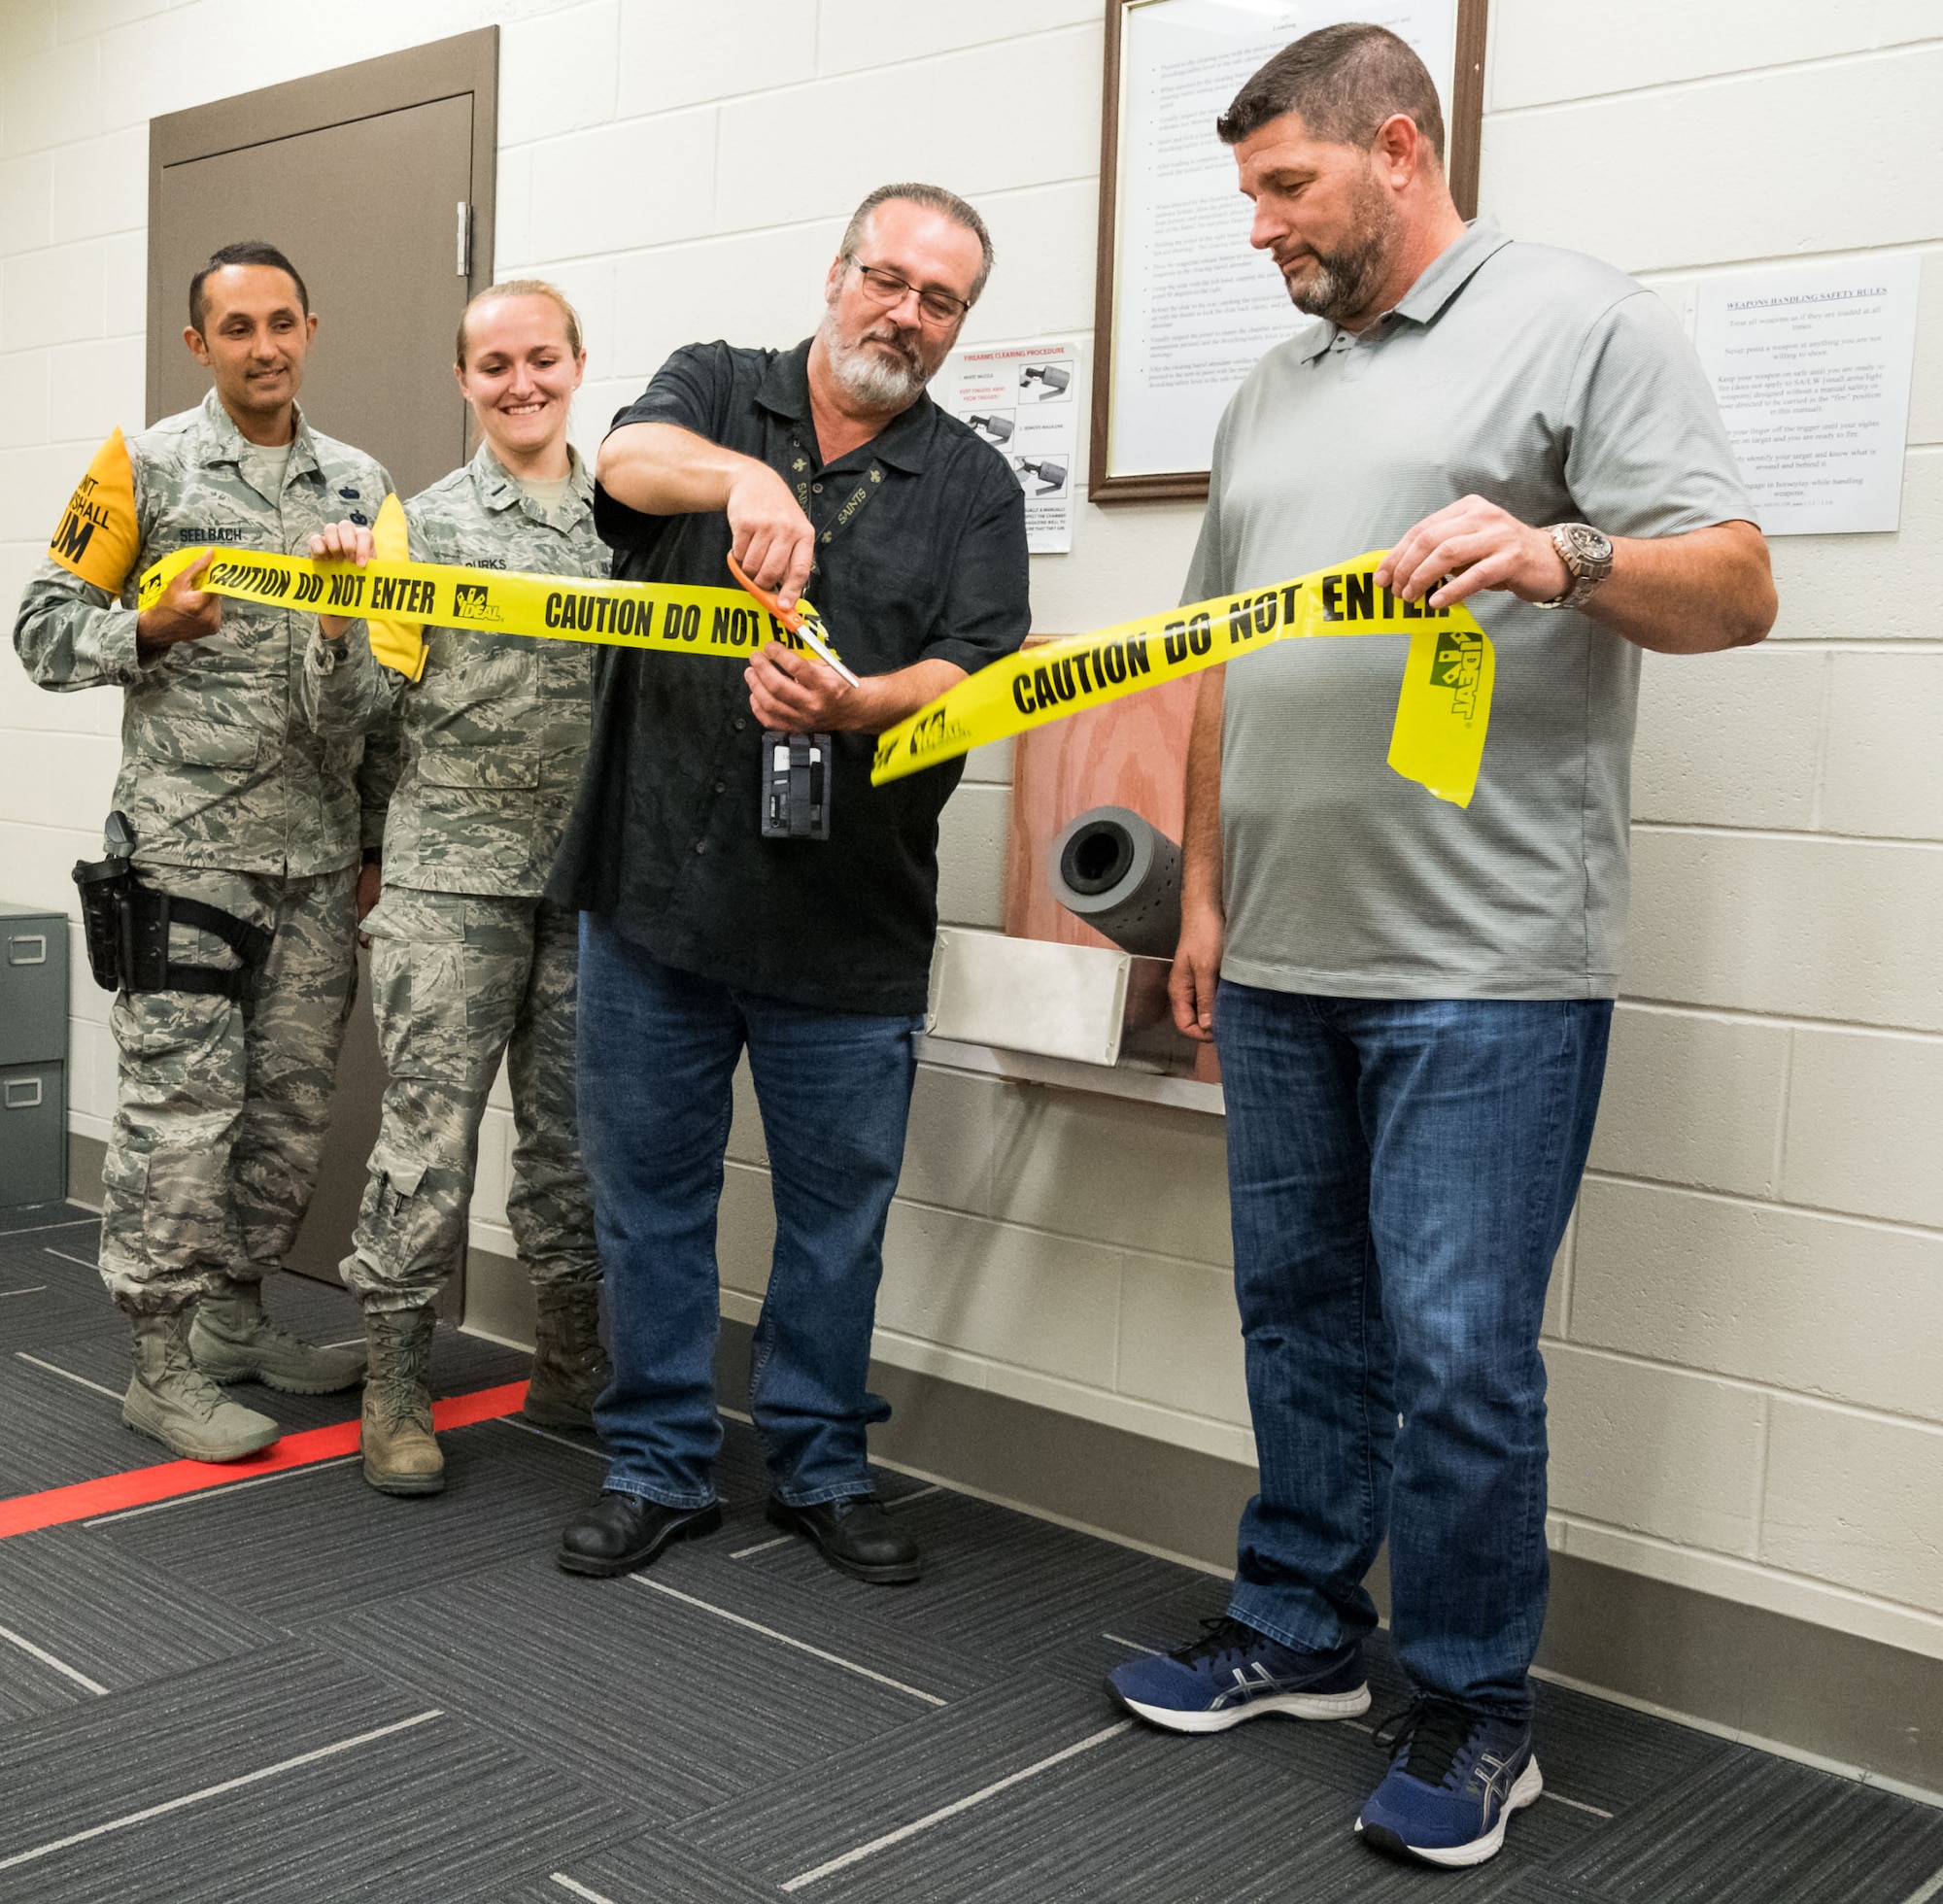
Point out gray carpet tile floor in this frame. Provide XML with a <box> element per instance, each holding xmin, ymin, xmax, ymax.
<box><xmin>0</xmin><ymin>1203</ymin><xmax>1939</xmax><ymax>1904</ymax></box>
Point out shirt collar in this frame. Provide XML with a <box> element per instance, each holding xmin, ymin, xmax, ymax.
<box><xmin>195</xmin><ymin>386</ymin><xmax>321</xmax><ymax>478</ymax></box>
<box><xmin>1391</xmin><ymin>216</ymin><xmax>1512</xmax><ymax>325</ymax></box>
<box><xmin>1291</xmin><ymin>217</ymin><xmax>1513</xmax><ymax>362</ymax></box>
<box><xmin>472</xmin><ymin>439</ymin><xmax>594</xmax><ymax>522</ymax></box>
<box><xmin>754</xmin><ymin>339</ymin><xmax>814</xmax><ymax>425</ymax></box>
<box><xmin>1291</xmin><ymin>320</ymin><xmax>1336</xmax><ymax>366</ymax></box>
<box><xmin>755</xmin><ymin>336</ymin><xmax>936</xmax><ymax>475</ymax></box>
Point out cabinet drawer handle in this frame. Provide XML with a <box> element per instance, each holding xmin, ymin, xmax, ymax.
<box><xmin>4</xmin><ymin>1078</ymin><xmax>43</xmax><ymax>1108</ymax></box>
<box><xmin>7</xmin><ymin>935</ymin><xmax>48</xmax><ymax>966</ymax></box>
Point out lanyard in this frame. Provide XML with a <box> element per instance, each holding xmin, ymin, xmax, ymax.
<box><xmin>788</xmin><ymin>433</ymin><xmax>885</xmax><ymax>572</ymax></box>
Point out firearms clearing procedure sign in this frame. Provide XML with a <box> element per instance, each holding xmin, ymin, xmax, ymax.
<box><xmin>934</xmin><ymin>338</ymin><xmax>1081</xmax><ymax>555</ymax></box>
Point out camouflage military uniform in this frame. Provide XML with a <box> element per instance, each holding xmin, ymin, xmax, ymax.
<box><xmin>14</xmin><ymin>389</ymin><xmax>391</xmax><ymax>1315</ymax></box>
<box><xmin>303</xmin><ymin>444</ymin><xmax>602</xmax><ymax>1312</ymax></box>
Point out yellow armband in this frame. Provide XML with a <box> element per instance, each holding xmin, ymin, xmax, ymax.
<box><xmin>49</xmin><ymin>429</ymin><xmax>141</xmax><ymax>595</ymax></box>
<box><xmin>364</xmin><ymin>493</ymin><xmax>426</xmax><ymax>681</ymax></box>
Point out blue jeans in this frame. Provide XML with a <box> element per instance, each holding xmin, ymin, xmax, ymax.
<box><xmin>1215</xmin><ymin>982</ymin><xmax>1612</xmax><ymax>1717</ymax></box>
<box><xmin>575</xmin><ymin>918</ymin><xmax>920</xmax><ymax>1510</ymax></box>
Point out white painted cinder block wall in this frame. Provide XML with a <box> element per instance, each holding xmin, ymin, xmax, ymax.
<box><xmin>1</xmin><ymin>1</ymin><xmax>1936</xmax><ymax>1660</ymax></box>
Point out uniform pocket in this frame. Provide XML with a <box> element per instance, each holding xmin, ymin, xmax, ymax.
<box><xmin>371</xmin><ymin>1137</ymin><xmax>427</xmax><ymax>1201</ymax></box>
<box><xmin>362</xmin><ymin>1132</ymin><xmax>465</xmax><ymax>1275</ymax></box>
<box><xmin>140</xmin><ymin>721</ymin><xmax>263</xmax><ymax>770</ymax></box>
<box><xmin>365</xmin><ymin>894</ymin><xmax>468</xmax><ymax>1081</ymax></box>
<box><xmin>142</xmin><ymin>1140</ymin><xmax>231</xmax><ymax>1264</ymax></box>
<box><xmin>416</xmin><ymin>744</ymin><xmax>541</xmax><ymax>791</ymax></box>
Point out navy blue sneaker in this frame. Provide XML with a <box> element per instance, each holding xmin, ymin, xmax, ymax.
<box><xmin>1107</xmin><ymin>1617</ymin><xmax>1371</xmax><ymax>1733</ymax></box>
<box><xmin>1357</xmin><ymin>1699</ymin><xmax>1543</xmax><ymax>1867</ymax></box>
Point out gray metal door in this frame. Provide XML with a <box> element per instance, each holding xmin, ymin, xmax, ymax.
<box><xmin>151</xmin><ymin>96</ymin><xmax>475</xmax><ymax>495</ymax></box>
<box><xmin>145</xmin><ymin>32</ymin><xmax>497</xmax><ymax>1290</ymax></box>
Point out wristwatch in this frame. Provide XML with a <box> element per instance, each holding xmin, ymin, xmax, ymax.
<box><xmin>1537</xmin><ymin>523</ymin><xmax>1614</xmax><ymax>609</ymax></box>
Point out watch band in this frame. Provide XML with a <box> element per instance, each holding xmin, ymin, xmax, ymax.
<box><xmin>1537</xmin><ymin>523</ymin><xmax>1613</xmax><ymax>610</ymax></box>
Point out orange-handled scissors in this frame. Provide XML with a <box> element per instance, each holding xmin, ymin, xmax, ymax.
<box><xmin>726</xmin><ymin>552</ymin><xmax>860</xmax><ymax>688</ymax></box>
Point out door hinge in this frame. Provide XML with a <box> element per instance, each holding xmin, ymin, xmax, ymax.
<box><xmin>456</xmin><ymin>201</ymin><xmax>471</xmax><ymax>279</ymax></box>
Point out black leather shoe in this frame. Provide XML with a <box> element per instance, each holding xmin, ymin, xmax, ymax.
<box><xmin>557</xmin><ymin>1490</ymin><xmax>722</xmax><ymax>1577</ymax></box>
<box><xmin>767</xmin><ymin>1493</ymin><xmax>923</xmax><ymax>1584</ymax></box>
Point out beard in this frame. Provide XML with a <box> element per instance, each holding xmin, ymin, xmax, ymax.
<box><xmin>1281</xmin><ymin>173</ymin><xmax>1398</xmax><ymax>327</ymax></box>
<box><xmin>820</xmin><ymin>312</ymin><xmax>932</xmax><ymax>411</ymax></box>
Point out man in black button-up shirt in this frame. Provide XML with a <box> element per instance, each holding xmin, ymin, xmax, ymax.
<box><xmin>551</xmin><ymin>184</ymin><xmax>1028</xmax><ymax>1586</ymax></box>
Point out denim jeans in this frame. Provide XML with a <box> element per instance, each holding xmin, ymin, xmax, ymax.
<box><xmin>1215</xmin><ymin>982</ymin><xmax>1612</xmax><ymax>1717</ymax></box>
<box><xmin>575</xmin><ymin>917</ymin><xmax>920</xmax><ymax>1510</ymax></box>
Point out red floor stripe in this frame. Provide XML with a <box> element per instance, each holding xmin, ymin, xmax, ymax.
<box><xmin>0</xmin><ymin>1380</ymin><xmax>529</xmax><ymax>1540</ymax></box>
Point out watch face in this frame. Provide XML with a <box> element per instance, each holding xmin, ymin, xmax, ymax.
<box><xmin>1565</xmin><ymin>524</ymin><xmax>1613</xmax><ymax>564</ymax></box>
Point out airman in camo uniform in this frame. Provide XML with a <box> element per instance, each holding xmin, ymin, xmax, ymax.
<box><xmin>303</xmin><ymin>281</ymin><xmax>605</xmax><ymax>1495</ymax></box>
<box><xmin>12</xmin><ymin>241</ymin><xmax>388</xmax><ymax>1462</ymax></box>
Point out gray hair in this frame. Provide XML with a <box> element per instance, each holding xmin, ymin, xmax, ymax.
<box><xmin>839</xmin><ymin>183</ymin><xmax>994</xmax><ymax>304</ymax></box>
<box><xmin>1217</xmin><ymin>22</ymin><xmax>1446</xmax><ymax>164</ymax></box>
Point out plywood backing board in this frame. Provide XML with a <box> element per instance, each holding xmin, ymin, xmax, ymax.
<box><xmin>1001</xmin><ymin>644</ymin><xmax>1217</xmax><ymax>1081</ymax></box>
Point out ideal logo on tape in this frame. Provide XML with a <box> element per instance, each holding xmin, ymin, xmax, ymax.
<box><xmin>452</xmin><ymin>583</ymin><xmax>503</xmax><ymax>626</ymax></box>
<box><xmin>1429</xmin><ymin>626</ymin><xmax>1486</xmax><ymax>721</ymax></box>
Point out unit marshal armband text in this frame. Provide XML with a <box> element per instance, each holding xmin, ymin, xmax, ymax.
<box><xmin>48</xmin><ymin>429</ymin><xmax>142</xmax><ymax>595</ymax></box>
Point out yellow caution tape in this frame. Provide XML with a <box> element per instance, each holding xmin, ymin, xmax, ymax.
<box><xmin>872</xmin><ymin>549</ymin><xmax>1495</xmax><ymax>808</ymax></box>
<box><xmin>135</xmin><ymin>538</ymin><xmax>832</xmax><ymax>668</ymax></box>
<box><xmin>129</xmin><ymin>517</ymin><xmax>1488</xmax><ymax>804</ymax></box>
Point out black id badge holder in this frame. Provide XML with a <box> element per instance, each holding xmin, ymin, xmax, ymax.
<box><xmin>760</xmin><ymin>731</ymin><xmax>832</xmax><ymax>840</ymax></box>
<box><xmin>755</xmin><ymin>442</ymin><xmax>885</xmax><ymax>843</ymax></box>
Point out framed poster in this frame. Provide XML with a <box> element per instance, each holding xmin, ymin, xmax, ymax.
<box><xmin>1089</xmin><ymin>0</ymin><xmax>1488</xmax><ymax>503</ymax></box>
<box><xmin>1693</xmin><ymin>255</ymin><xmax>1922</xmax><ymax>536</ymax></box>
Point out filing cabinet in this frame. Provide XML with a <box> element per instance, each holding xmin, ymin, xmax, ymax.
<box><xmin>0</xmin><ymin>901</ymin><xmax>69</xmax><ymax>1207</ymax></box>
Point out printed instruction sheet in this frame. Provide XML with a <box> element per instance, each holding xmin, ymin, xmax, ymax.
<box><xmin>933</xmin><ymin>338</ymin><xmax>1081</xmax><ymax>554</ymax></box>
<box><xmin>1694</xmin><ymin>256</ymin><xmax>1921</xmax><ymax>535</ymax></box>
<box><xmin>1107</xmin><ymin>1</ymin><xmax>1456</xmax><ymax>481</ymax></box>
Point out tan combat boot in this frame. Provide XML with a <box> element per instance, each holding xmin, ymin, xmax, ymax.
<box><xmin>523</xmin><ymin>1282</ymin><xmax>610</xmax><ymax>1430</ymax></box>
<box><xmin>190</xmin><ymin>1273</ymin><xmax>365</xmax><ymax>1394</ymax></box>
<box><xmin>123</xmin><ymin>1309</ymin><xmax>281</xmax><ymax>1462</ymax></box>
<box><xmin>359</xmin><ymin>1303</ymin><xmax>444</xmax><ymax>1495</ymax></box>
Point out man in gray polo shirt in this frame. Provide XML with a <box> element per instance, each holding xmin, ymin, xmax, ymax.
<box><xmin>1104</xmin><ymin>24</ymin><xmax>1775</xmax><ymax>1870</ymax></box>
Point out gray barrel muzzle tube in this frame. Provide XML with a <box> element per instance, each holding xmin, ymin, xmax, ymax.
<box><xmin>1046</xmin><ymin>806</ymin><xmax>1182</xmax><ymax>959</ymax></box>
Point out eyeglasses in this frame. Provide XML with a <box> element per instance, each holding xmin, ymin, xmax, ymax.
<box><xmin>846</xmin><ymin>258</ymin><xmax>972</xmax><ymax>326</ymax></box>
